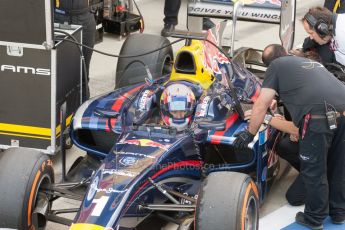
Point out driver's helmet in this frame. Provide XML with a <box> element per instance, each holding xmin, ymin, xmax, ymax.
<box><xmin>160</xmin><ymin>83</ymin><xmax>196</xmax><ymax>131</ymax></box>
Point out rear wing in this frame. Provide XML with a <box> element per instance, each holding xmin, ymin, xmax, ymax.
<box><xmin>188</xmin><ymin>0</ymin><xmax>281</xmax><ymax>23</ymax></box>
<box><xmin>187</xmin><ymin>0</ymin><xmax>296</xmax><ymax>53</ymax></box>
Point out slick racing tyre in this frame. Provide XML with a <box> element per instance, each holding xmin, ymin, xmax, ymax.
<box><xmin>196</xmin><ymin>172</ymin><xmax>259</xmax><ymax>230</ymax></box>
<box><xmin>0</xmin><ymin>148</ymin><xmax>54</xmax><ymax>230</ymax></box>
<box><xmin>116</xmin><ymin>33</ymin><xmax>173</xmax><ymax>88</ymax></box>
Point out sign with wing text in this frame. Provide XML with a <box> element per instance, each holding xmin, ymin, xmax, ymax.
<box><xmin>188</xmin><ymin>0</ymin><xmax>281</xmax><ymax>23</ymax></box>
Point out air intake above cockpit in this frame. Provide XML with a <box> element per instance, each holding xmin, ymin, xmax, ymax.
<box><xmin>174</xmin><ymin>51</ymin><xmax>196</xmax><ymax>74</ymax></box>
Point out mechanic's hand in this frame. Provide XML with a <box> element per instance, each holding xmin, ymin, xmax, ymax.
<box><xmin>289</xmin><ymin>134</ymin><xmax>299</xmax><ymax>142</ymax></box>
<box><xmin>273</xmin><ymin>113</ymin><xmax>285</xmax><ymax>120</ymax></box>
<box><xmin>233</xmin><ymin>130</ymin><xmax>255</xmax><ymax>149</ymax></box>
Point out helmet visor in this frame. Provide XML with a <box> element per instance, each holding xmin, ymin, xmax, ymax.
<box><xmin>169</xmin><ymin>96</ymin><xmax>187</xmax><ymax>111</ymax></box>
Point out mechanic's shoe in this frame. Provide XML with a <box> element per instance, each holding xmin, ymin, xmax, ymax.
<box><xmin>295</xmin><ymin>212</ymin><xmax>323</xmax><ymax>230</ymax></box>
<box><xmin>161</xmin><ymin>24</ymin><xmax>175</xmax><ymax>37</ymax></box>
<box><xmin>202</xmin><ymin>18</ymin><xmax>215</xmax><ymax>30</ymax></box>
<box><xmin>331</xmin><ymin>216</ymin><xmax>345</xmax><ymax>224</ymax></box>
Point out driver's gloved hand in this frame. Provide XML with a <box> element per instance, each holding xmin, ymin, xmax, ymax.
<box><xmin>233</xmin><ymin>129</ymin><xmax>255</xmax><ymax>149</ymax></box>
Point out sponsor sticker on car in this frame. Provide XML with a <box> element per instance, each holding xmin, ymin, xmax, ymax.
<box><xmin>121</xmin><ymin>138</ymin><xmax>171</xmax><ymax>150</ymax></box>
<box><xmin>119</xmin><ymin>156</ymin><xmax>138</xmax><ymax>166</ymax></box>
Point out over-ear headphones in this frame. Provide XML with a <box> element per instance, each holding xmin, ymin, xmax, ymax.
<box><xmin>304</xmin><ymin>13</ymin><xmax>332</xmax><ymax>38</ymax></box>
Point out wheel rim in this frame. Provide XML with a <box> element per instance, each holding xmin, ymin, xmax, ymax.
<box><xmin>245</xmin><ymin>195</ymin><xmax>258</xmax><ymax>230</ymax></box>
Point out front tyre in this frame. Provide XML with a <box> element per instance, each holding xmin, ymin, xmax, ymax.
<box><xmin>0</xmin><ymin>148</ymin><xmax>54</xmax><ymax>230</ymax></box>
<box><xmin>196</xmin><ymin>172</ymin><xmax>259</xmax><ymax>230</ymax></box>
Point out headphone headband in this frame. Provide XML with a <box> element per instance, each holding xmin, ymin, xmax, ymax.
<box><xmin>304</xmin><ymin>13</ymin><xmax>318</xmax><ymax>28</ymax></box>
<box><xmin>304</xmin><ymin>12</ymin><xmax>331</xmax><ymax>38</ymax></box>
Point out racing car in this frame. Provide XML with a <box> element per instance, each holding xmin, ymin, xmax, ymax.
<box><xmin>65</xmin><ymin>29</ymin><xmax>279</xmax><ymax>230</ymax></box>
<box><xmin>0</xmin><ymin>1</ymin><xmax>297</xmax><ymax>230</ymax></box>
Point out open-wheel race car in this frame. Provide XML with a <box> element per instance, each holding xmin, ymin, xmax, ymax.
<box><xmin>67</xmin><ymin>30</ymin><xmax>272</xmax><ymax>230</ymax></box>
<box><xmin>63</xmin><ymin>1</ymin><xmax>298</xmax><ymax>225</ymax></box>
<box><xmin>64</xmin><ymin>1</ymin><xmax>297</xmax><ymax>229</ymax></box>
<box><xmin>0</xmin><ymin>1</ymin><xmax>298</xmax><ymax>230</ymax></box>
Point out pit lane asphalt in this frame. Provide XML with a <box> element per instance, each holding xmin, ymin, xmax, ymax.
<box><xmin>48</xmin><ymin>0</ymin><xmax>323</xmax><ymax>229</ymax></box>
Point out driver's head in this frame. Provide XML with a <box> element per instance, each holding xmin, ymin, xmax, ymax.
<box><xmin>160</xmin><ymin>83</ymin><xmax>196</xmax><ymax>131</ymax></box>
<box><xmin>262</xmin><ymin>44</ymin><xmax>288</xmax><ymax>66</ymax></box>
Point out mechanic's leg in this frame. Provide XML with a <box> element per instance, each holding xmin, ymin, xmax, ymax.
<box><xmin>276</xmin><ymin>135</ymin><xmax>305</xmax><ymax>205</ymax></box>
<box><xmin>298</xmin><ymin>119</ymin><xmax>333</xmax><ymax>226</ymax></box>
<box><xmin>328</xmin><ymin>117</ymin><xmax>345</xmax><ymax>223</ymax></box>
<box><xmin>163</xmin><ymin>0</ymin><xmax>181</xmax><ymax>26</ymax></box>
<box><xmin>276</xmin><ymin>135</ymin><xmax>300</xmax><ymax>171</ymax></box>
<box><xmin>286</xmin><ymin>174</ymin><xmax>305</xmax><ymax>206</ymax></box>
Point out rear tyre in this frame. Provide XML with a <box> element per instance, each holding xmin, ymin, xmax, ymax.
<box><xmin>196</xmin><ymin>172</ymin><xmax>259</xmax><ymax>230</ymax></box>
<box><xmin>115</xmin><ymin>33</ymin><xmax>173</xmax><ymax>88</ymax></box>
<box><xmin>0</xmin><ymin>148</ymin><xmax>54</xmax><ymax>230</ymax></box>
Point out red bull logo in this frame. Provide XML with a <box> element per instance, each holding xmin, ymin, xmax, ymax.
<box><xmin>123</xmin><ymin>139</ymin><xmax>170</xmax><ymax>150</ymax></box>
<box><xmin>203</xmin><ymin>25</ymin><xmax>229</xmax><ymax>74</ymax></box>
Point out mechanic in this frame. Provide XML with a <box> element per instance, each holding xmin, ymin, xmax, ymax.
<box><xmin>300</xmin><ymin>1</ymin><xmax>345</xmax><ymax>63</ymax></box>
<box><xmin>161</xmin><ymin>0</ymin><xmax>215</xmax><ymax>37</ymax></box>
<box><xmin>254</xmin><ymin>48</ymin><xmax>321</xmax><ymax>207</ymax></box>
<box><xmin>299</xmin><ymin>1</ymin><xmax>344</xmax><ymax>64</ymax></box>
<box><xmin>54</xmin><ymin>0</ymin><xmax>96</xmax><ymax>102</ymax></box>
<box><xmin>234</xmin><ymin>44</ymin><xmax>345</xmax><ymax>229</ymax></box>
<box><xmin>302</xmin><ymin>7</ymin><xmax>345</xmax><ymax>67</ymax></box>
<box><xmin>262</xmin><ymin>49</ymin><xmax>338</xmax><ymax>207</ymax></box>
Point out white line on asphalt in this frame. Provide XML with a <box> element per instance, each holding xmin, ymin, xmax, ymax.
<box><xmin>259</xmin><ymin>204</ymin><xmax>304</xmax><ymax>230</ymax></box>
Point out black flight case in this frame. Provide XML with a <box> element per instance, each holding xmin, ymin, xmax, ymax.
<box><xmin>0</xmin><ymin>0</ymin><xmax>82</xmax><ymax>154</ymax></box>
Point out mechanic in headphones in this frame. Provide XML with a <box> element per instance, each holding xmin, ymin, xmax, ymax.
<box><xmin>297</xmin><ymin>2</ymin><xmax>344</xmax><ymax>65</ymax></box>
<box><xmin>302</xmin><ymin>7</ymin><xmax>345</xmax><ymax>67</ymax></box>
<box><xmin>54</xmin><ymin>0</ymin><xmax>96</xmax><ymax>102</ymax></box>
